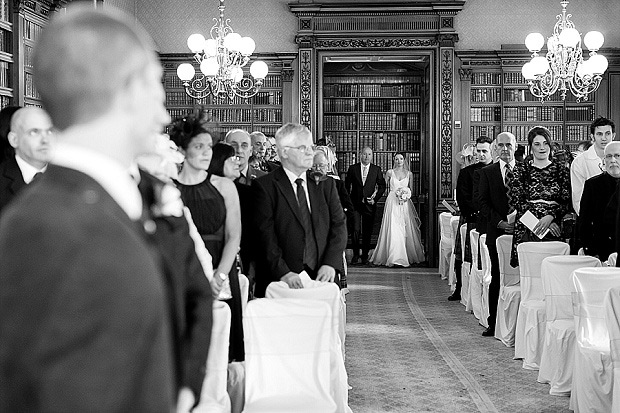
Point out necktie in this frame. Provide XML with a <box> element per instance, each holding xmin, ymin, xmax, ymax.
<box><xmin>362</xmin><ymin>165</ymin><xmax>368</xmax><ymax>185</ymax></box>
<box><xmin>295</xmin><ymin>178</ymin><xmax>318</xmax><ymax>271</ymax></box>
<box><xmin>505</xmin><ymin>164</ymin><xmax>515</xmax><ymax>213</ymax></box>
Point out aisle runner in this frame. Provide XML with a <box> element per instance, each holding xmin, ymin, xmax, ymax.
<box><xmin>401</xmin><ymin>272</ymin><xmax>498</xmax><ymax>413</ymax></box>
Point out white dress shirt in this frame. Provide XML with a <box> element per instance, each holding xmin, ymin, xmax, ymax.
<box><xmin>361</xmin><ymin>163</ymin><xmax>369</xmax><ymax>185</ymax></box>
<box><xmin>570</xmin><ymin>145</ymin><xmax>604</xmax><ymax>215</ymax></box>
<box><xmin>15</xmin><ymin>154</ymin><xmax>46</xmax><ymax>184</ymax></box>
<box><xmin>283</xmin><ymin>166</ymin><xmax>311</xmax><ymax>212</ymax></box>
<box><xmin>498</xmin><ymin>158</ymin><xmax>516</xmax><ymax>183</ymax></box>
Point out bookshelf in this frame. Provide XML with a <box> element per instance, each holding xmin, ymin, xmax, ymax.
<box><xmin>321</xmin><ymin>63</ymin><xmax>424</xmax><ymax>197</ymax></box>
<box><xmin>160</xmin><ymin>53</ymin><xmax>294</xmax><ymax>141</ymax></box>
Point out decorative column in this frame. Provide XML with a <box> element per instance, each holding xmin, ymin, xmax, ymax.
<box><xmin>281</xmin><ymin>68</ymin><xmax>295</xmax><ymax>124</ymax></box>
<box><xmin>296</xmin><ymin>35</ymin><xmax>315</xmax><ymax>131</ymax></box>
<box><xmin>438</xmin><ymin>33</ymin><xmax>458</xmax><ymax>200</ymax></box>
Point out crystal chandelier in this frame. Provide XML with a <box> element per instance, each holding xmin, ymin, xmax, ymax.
<box><xmin>176</xmin><ymin>0</ymin><xmax>269</xmax><ymax>102</ymax></box>
<box><xmin>521</xmin><ymin>0</ymin><xmax>608</xmax><ymax>102</ymax></box>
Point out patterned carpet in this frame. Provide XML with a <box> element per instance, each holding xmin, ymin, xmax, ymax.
<box><xmin>344</xmin><ymin>266</ymin><xmax>571</xmax><ymax>413</ymax></box>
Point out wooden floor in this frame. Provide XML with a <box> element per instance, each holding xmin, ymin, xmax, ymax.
<box><xmin>344</xmin><ymin>266</ymin><xmax>570</xmax><ymax>413</ymax></box>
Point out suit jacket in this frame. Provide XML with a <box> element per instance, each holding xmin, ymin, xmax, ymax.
<box><xmin>0</xmin><ymin>165</ymin><xmax>174</xmax><ymax>412</ymax></box>
<box><xmin>579</xmin><ymin>172</ymin><xmax>618</xmax><ymax>259</ymax></box>
<box><xmin>236</xmin><ymin>165</ymin><xmax>266</xmax><ymax>186</ymax></box>
<box><xmin>345</xmin><ymin>162</ymin><xmax>386</xmax><ymax>214</ymax></box>
<box><xmin>252</xmin><ymin>167</ymin><xmax>347</xmax><ymax>297</ymax></box>
<box><xmin>456</xmin><ymin>162</ymin><xmax>484</xmax><ymax>223</ymax></box>
<box><xmin>0</xmin><ymin>156</ymin><xmax>26</xmax><ymax>213</ymax></box>
<box><xmin>473</xmin><ymin>168</ymin><xmax>485</xmax><ymax>234</ymax></box>
<box><xmin>334</xmin><ymin>177</ymin><xmax>354</xmax><ymax>217</ymax></box>
<box><xmin>138</xmin><ymin>170</ymin><xmax>213</xmax><ymax>401</ymax></box>
<box><xmin>478</xmin><ymin>162</ymin><xmax>510</xmax><ymax>244</ymax></box>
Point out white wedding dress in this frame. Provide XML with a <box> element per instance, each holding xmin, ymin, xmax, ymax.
<box><xmin>370</xmin><ymin>172</ymin><xmax>425</xmax><ymax>267</ymax></box>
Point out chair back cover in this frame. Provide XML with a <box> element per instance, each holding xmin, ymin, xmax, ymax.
<box><xmin>239</xmin><ymin>273</ymin><xmax>249</xmax><ymax>314</ymax></box>
<box><xmin>541</xmin><ymin>255</ymin><xmax>601</xmax><ymax>323</ymax></box>
<box><xmin>606</xmin><ymin>252</ymin><xmax>618</xmax><ymax>267</ymax></box>
<box><xmin>243</xmin><ymin>298</ymin><xmax>337</xmax><ymax>413</ymax></box>
<box><xmin>470</xmin><ymin>229</ymin><xmax>480</xmax><ymax>273</ymax></box>
<box><xmin>479</xmin><ymin>234</ymin><xmax>492</xmax><ymax>284</ymax></box>
<box><xmin>459</xmin><ymin>224</ymin><xmax>468</xmax><ymax>263</ymax></box>
<box><xmin>439</xmin><ymin>212</ymin><xmax>453</xmax><ymax>241</ymax></box>
<box><xmin>517</xmin><ymin>241</ymin><xmax>570</xmax><ymax>303</ymax></box>
<box><xmin>496</xmin><ymin>235</ymin><xmax>519</xmax><ymax>287</ymax></box>
<box><xmin>605</xmin><ymin>285</ymin><xmax>620</xmax><ymax>413</ymax></box>
<box><xmin>572</xmin><ymin>267</ymin><xmax>620</xmax><ymax>351</ymax></box>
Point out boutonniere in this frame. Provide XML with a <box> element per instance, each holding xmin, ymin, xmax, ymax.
<box><xmin>152</xmin><ymin>183</ymin><xmax>184</xmax><ymax>218</ymax></box>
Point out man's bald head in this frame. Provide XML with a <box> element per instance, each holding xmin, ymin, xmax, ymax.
<box><xmin>8</xmin><ymin>107</ymin><xmax>55</xmax><ymax>169</ymax></box>
<box><xmin>225</xmin><ymin>129</ymin><xmax>252</xmax><ymax>170</ymax></box>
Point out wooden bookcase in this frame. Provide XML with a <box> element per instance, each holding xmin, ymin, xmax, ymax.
<box><xmin>160</xmin><ymin>53</ymin><xmax>295</xmax><ymax>140</ymax></box>
<box><xmin>320</xmin><ymin>63</ymin><xmax>425</xmax><ymax>196</ymax></box>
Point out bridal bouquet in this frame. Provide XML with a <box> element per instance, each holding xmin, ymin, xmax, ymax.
<box><xmin>395</xmin><ymin>187</ymin><xmax>411</xmax><ymax>205</ymax></box>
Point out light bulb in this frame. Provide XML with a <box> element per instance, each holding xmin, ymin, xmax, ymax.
<box><xmin>224</xmin><ymin>33</ymin><xmax>242</xmax><ymax>52</ymax></box>
<box><xmin>559</xmin><ymin>28</ymin><xmax>580</xmax><ymax>48</ymax></box>
<box><xmin>231</xmin><ymin>67</ymin><xmax>244</xmax><ymax>83</ymax></box>
<box><xmin>588</xmin><ymin>54</ymin><xmax>608</xmax><ymax>75</ymax></box>
<box><xmin>239</xmin><ymin>37</ymin><xmax>256</xmax><ymax>56</ymax></box>
<box><xmin>584</xmin><ymin>31</ymin><xmax>604</xmax><ymax>51</ymax></box>
<box><xmin>187</xmin><ymin>33</ymin><xmax>206</xmax><ymax>53</ymax></box>
<box><xmin>177</xmin><ymin>63</ymin><xmax>195</xmax><ymax>81</ymax></box>
<box><xmin>200</xmin><ymin>57</ymin><xmax>219</xmax><ymax>77</ymax></box>
<box><xmin>250</xmin><ymin>60</ymin><xmax>269</xmax><ymax>80</ymax></box>
<box><xmin>547</xmin><ymin>35</ymin><xmax>558</xmax><ymax>52</ymax></box>
<box><xmin>525</xmin><ymin>33</ymin><xmax>545</xmax><ymax>52</ymax></box>
<box><xmin>203</xmin><ymin>39</ymin><xmax>218</xmax><ymax>57</ymax></box>
<box><xmin>576</xmin><ymin>62</ymin><xmax>589</xmax><ymax>79</ymax></box>
<box><xmin>531</xmin><ymin>56</ymin><xmax>550</xmax><ymax>76</ymax></box>
<box><xmin>521</xmin><ymin>62</ymin><xmax>536</xmax><ymax>81</ymax></box>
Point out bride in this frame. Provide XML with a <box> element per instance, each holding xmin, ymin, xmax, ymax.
<box><xmin>370</xmin><ymin>153</ymin><xmax>425</xmax><ymax>267</ymax></box>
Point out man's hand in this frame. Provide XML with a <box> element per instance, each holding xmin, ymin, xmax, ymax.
<box><xmin>316</xmin><ymin>265</ymin><xmax>335</xmax><ymax>282</ymax></box>
<box><xmin>176</xmin><ymin>387</ymin><xmax>195</xmax><ymax>413</ymax></box>
<box><xmin>366</xmin><ymin>197</ymin><xmax>375</xmax><ymax>205</ymax></box>
<box><xmin>281</xmin><ymin>272</ymin><xmax>303</xmax><ymax>289</ymax></box>
<box><xmin>498</xmin><ymin>220</ymin><xmax>514</xmax><ymax>234</ymax></box>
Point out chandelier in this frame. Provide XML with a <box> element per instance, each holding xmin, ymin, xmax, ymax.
<box><xmin>176</xmin><ymin>0</ymin><xmax>269</xmax><ymax>102</ymax></box>
<box><xmin>521</xmin><ymin>0</ymin><xmax>608</xmax><ymax>102</ymax></box>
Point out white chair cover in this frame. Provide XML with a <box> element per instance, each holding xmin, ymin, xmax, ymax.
<box><xmin>243</xmin><ymin>298</ymin><xmax>337</xmax><ymax>413</ymax></box>
<box><xmin>194</xmin><ymin>301</ymin><xmax>232</xmax><ymax>413</ymax></box>
<box><xmin>459</xmin><ymin>224</ymin><xmax>471</xmax><ymax>308</ymax></box>
<box><xmin>239</xmin><ymin>273</ymin><xmax>249</xmax><ymax>314</ymax></box>
<box><xmin>537</xmin><ymin>255</ymin><xmax>601</xmax><ymax>396</ymax></box>
<box><xmin>570</xmin><ymin>268</ymin><xmax>620</xmax><ymax>412</ymax></box>
<box><xmin>605</xmin><ymin>285</ymin><xmax>620</xmax><ymax>413</ymax></box>
<box><xmin>265</xmin><ymin>274</ymin><xmax>350</xmax><ymax>413</ymax></box>
<box><xmin>494</xmin><ymin>235</ymin><xmax>521</xmax><ymax>347</ymax></box>
<box><xmin>438</xmin><ymin>212</ymin><xmax>454</xmax><ymax>281</ymax></box>
<box><xmin>479</xmin><ymin>234</ymin><xmax>492</xmax><ymax>328</ymax></box>
<box><xmin>514</xmin><ymin>241</ymin><xmax>570</xmax><ymax>370</ymax></box>
<box><xmin>468</xmin><ymin>229</ymin><xmax>483</xmax><ymax>319</ymax></box>
<box><xmin>605</xmin><ymin>252</ymin><xmax>617</xmax><ymax>267</ymax></box>
<box><xmin>448</xmin><ymin>216</ymin><xmax>460</xmax><ymax>291</ymax></box>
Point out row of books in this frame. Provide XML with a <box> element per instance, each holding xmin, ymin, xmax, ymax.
<box><xmin>335</xmin><ymin>151</ymin><xmax>422</xmax><ymax>185</ymax></box>
<box><xmin>470</xmin><ymin>106</ymin><xmax>501</xmax><ymax>122</ymax></box>
<box><xmin>503</xmin><ymin>72</ymin><xmax>527</xmax><ymax>85</ymax></box>
<box><xmin>0</xmin><ymin>95</ymin><xmax>10</xmax><ymax>108</ymax></box>
<box><xmin>470</xmin><ymin>87</ymin><xmax>501</xmax><ymax>102</ymax></box>
<box><xmin>0</xmin><ymin>60</ymin><xmax>10</xmax><ymax>89</ymax></box>
<box><xmin>0</xmin><ymin>28</ymin><xmax>11</xmax><ymax>54</ymax></box>
<box><xmin>166</xmin><ymin>91</ymin><xmax>194</xmax><ymax>106</ymax></box>
<box><xmin>469</xmin><ymin>125</ymin><xmax>501</xmax><ymax>140</ymax></box>
<box><xmin>324</xmin><ymin>98</ymin><xmax>357</xmax><ymax>113</ymax></box>
<box><xmin>324</xmin><ymin>114</ymin><xmax>357</xmax><ymax>130</ymax></box>
<box><xmin>323</xmin><ymin>75</ymin><xmax>421</xmax><ymax>85</ymax></box>
<box><xmin>471</xmin><ymin>72</ymin><xmax>501</xmax><ymax>86</ymax></box>
<box><xmin>566</xmin><ymin>125</ymin><xmax>590</xmax><ymax>141</ymax></box>
<box><xmin>360</xmin><ymin>97</ymin><xmax>420</xmax><ymax>113</ymax></box>
<box><xmin>163</xmin><ymin>72</ymin><xmax>281</xmax><ymax>90</ymax></box>
<box><xmin>323</xmin><ymin>83</ymin><xmax>421</xmax><ymax>98</ymax></box>
<box><xmin>565</xmin><ymin>106</ymin><xmax>596</xmax><ymax>122</ymax></box>
<box><xmin>358</xmin><ymin>113</ymin><xmax>420</xmax><ymax>131</ymax></box>
<box><xmin>253</xmin><ymin>91</ymin><xmax>282</xmax><ymax>106</ymax></box>
<box><xmin>359</xmin><ymin>132</ymin><xmax>421</xmax><ymax>152</ymax></box>
<box><xmin>504</xmin><ymin>106</ymin><xmax>565</xmax><ymax>122</ymax></box>
<box><xmin>0</xmin><ymin>0</ymin><xmax>8</xmax><ymax>23</ymax></box>
<box><xmin>24</xmin><ymin>72</ymin><xmax>39</xmax><ymax>99</ymax></box>
<box><xmin>205</xmin><ymin>108</ymin><xmax>282</xmax><ymax>123</ymax></box>
<box><xmin>503</xmin><ymin>124</ymin><xmax>564</xmax><ymax>141</ymax></box>
<box><xmin>252</xmin><ymin>108</ymin><xmax>282</xmax><ymax>123</ymax></box>
<box><xmin>503</xmin><ymin>88</ymin><xmax>568</xmax><ymax>102</ymax></box>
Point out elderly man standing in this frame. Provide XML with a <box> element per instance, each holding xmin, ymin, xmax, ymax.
<box><xmin>252</xmin><ymin>123</ymin><xmax>347</xmax><ymax>297</ymax></box>
<box><xmin>250</xmin><ymin>130</ymin><xmax>277</xmax><ymax>172</ymax></box>
<box><xmin>227</xmin><ymin>129</ymin><xmax>265</xmax><ymax>185</ymax></box>
<box><xmin>0</xmin><ymin>7</ymin><xmax>175</xmax><ymax>412</ymax></box>
<box><xmin>579</xmin><ymin>141</ymin><xmax>620</xmax><ymax>261</ymax></box>
<box><xmin>0</xmin><ymin>107</ymin><xmax>54</xmax><ymax>213</ymax></box>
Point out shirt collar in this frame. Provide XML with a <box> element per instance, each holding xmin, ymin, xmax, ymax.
<box><xmin>283</xmin><ymin>166</ymin><xmax>307</xmax><ymax>186</ymax></box>
<box><xmin>15</xmin><ymin>154</ymin><xmax>46</xmax><ymax>184</ymax></box>
<box><xmin>51</xmin><ymin>142</ymin><xmax>142</xmax><ymax>220</ymax></box>
<box><xmin>240</xmin><ymin>164</ymin><xmax>249</xmax><ymax>177</ymax></box>
<box><xmin>499</xmin><ymin>158</ymin><xmax>515</xmax><ymax>169</ymax></box>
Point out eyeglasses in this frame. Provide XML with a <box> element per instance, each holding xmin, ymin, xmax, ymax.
<box><xmin>26</xmin><ymin>128</ymin><xmax>55</xmax><ymax>138</ymax></box>
<box><xmin>284</xmin><ymin>145</ymin><xmax>315</xmax><ymax>153</ymax></box>
<box><xmin>227</xmin><ymin>155</ymin><xmax>241</xmax><ymax>162</ymax></box>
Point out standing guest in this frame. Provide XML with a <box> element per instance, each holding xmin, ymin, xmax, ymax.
<box><xmin>345</xmin><ymin>146</ymin><xmax>387</xmax><ymax>265</ymax></box>
<box><xmin>575</xmin><ymin>140</ymin><xmax>592</xmax><ymax>155</ymax></box>
<box><xmin>579</xmin><ymin>141</ymin><xmax>620</xmax><ymax>261</ymax></box>
<box><xmin>571</xmin><ymin>116</ymin><xmax>616</xmax><ymax>215</ymax></box>
<box><xmin>0</xmin><ymin>7</ymin><xmax>175</xmax><ymax>411</ymax></box>
<box><xmin>227</xmin><ymin>129</ymin><xmax>265</xmax><ymax>185</ymax></box>
<box><xmin>0</xmin><ymin>107</ymin><xmax>55</xmax><ymax>213</ymax></box>
<box><xmin>449</xmin><ymin>136</ymin><xmax>493</xmax><ymax>301</ymax></box>
<box><xmin>478</xmin><ymin>132</ymin><xmax>517</xmax><ymax>337</ymax></box>
<box><xmin>0</xmin><ymin>105</ymin><xmax>22</xmax><ymax>163</ymax></box>
<box><xmin>170</xmin><ymin>118</ymin><xmax>245</xmax><ymax>364</ymax></box>
<box><xmin>250</xmin><ymin>131</ymin><xmax>277</xmax><ymax>172</ymax></box>
<box><xmin>252</xmin><ymin>123</ymin><xmax>347</xmax><ymax>297</ymax></box>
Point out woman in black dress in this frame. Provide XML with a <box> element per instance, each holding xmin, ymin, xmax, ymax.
<box><xmin>170</xmin><ymin>114</ymin><xmax>244</xmax><ymax>362</ymax></box>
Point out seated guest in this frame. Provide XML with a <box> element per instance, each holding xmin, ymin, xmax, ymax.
<box><xmin>248</xmin><ymin>154</ymin><xmax>260</xmax><ymax>170</ymax></box>
<box><xmin>509</xmin><ymin>126</ymin><xmax>571</xmax><ymax>267</ymax></box>
<box><xmin>0</xmin><ymin>107</ymin><xmax>55</xmax><ymax>213</ymax></box>
<box><xmin>579</xmin><ymin>142</ymin><xmax>620</xmax><ymax>260</ymax></box>
<box><xmin>170</xmin><ymin>115</ymin><xmax>245</xmax><ymax>364</ymax></box>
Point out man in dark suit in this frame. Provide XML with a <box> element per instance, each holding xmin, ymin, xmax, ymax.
<box><xmin>449</xmin><ymin>136</ymin><xmax>493</xmax><ymax>301</ymax></box>
<box><xmin>252</xmin><ymin>123</ymin><xmax>347</xmax><ymax>298</ymax></box>
<box><xmin>478</xmin><ymin>131</ymin><xmax>517</xmax><ymax>336</ymax></box>
<box><xmin>0</xmin><ymin>107</ymin><xmax>54</xmax><ymax>213</ymax></box>
<box><xmin>0</xmin><ymin>8</ymin><xmax>176</xmax><ymax>412</ymax></box>
<box><xmin>580</xmin><ymin>141</ymin><xmax>620</xmax><ymax>260</ymax></box>
<box><xmin>345</xmin><ymin>146</ymin><xmax>386</xmax><ymax>265</ymax></box>
<box><xmin>251</xmin><ymin>130</ymin><xmax>279</xmax><ymax>172</ymax></box>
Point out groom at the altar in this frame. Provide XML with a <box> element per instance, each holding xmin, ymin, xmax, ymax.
<box><xmin>346</xmin><ymin>147</ymin><xmax>386</xmax><ymax>265</ymax></box>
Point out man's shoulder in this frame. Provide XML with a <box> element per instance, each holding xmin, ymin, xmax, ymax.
<box><xmin>479</xmin><ymin>161</ymin><xmax>498</xmax><ymax>174</ymax></box>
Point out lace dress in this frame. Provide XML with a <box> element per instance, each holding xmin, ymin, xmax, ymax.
<box><xmin>174</xmin><ymin>174</ymin><xmax>245</xmax><ymax>362</ymax></box>
<box><xmin>370</xmin><ymin>172</ymin><xmax>425</xmax><ymax>266</ymax></box>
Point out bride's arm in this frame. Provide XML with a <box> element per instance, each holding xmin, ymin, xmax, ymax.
<box><xmin>408</xmin><ymin>171</ymin><xmax>414</xmax><ymax>194</ymax></box>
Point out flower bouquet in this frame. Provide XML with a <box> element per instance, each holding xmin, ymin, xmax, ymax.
<box><xmin>395</xmin><ymin>187</ymin><xmax>411</xmax><ymax>205</ymax></box>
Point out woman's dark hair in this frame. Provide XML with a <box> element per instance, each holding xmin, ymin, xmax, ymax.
<box><xmin>207</xmin><ymin>142</ymin><xmax>235</xmax><ymax>177</ymax></box>
<box><xmin>393</xmin><ymin>151</ymin><xmax>405</xmax><ymax>160</ymax></box>
<box><xmin>0</xmin><ymin>105</ymin><xmax>22</xmax><ymax>162</ymax></box>
<box><xmin>527</xmin><ymin>126</ymin><xmax>553</xmax><ymax>160</ymax></box>
<box><xmin>169</xmin><ymin>111</ymin><xmax>210</xmax><ymax>150</ymax></box>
